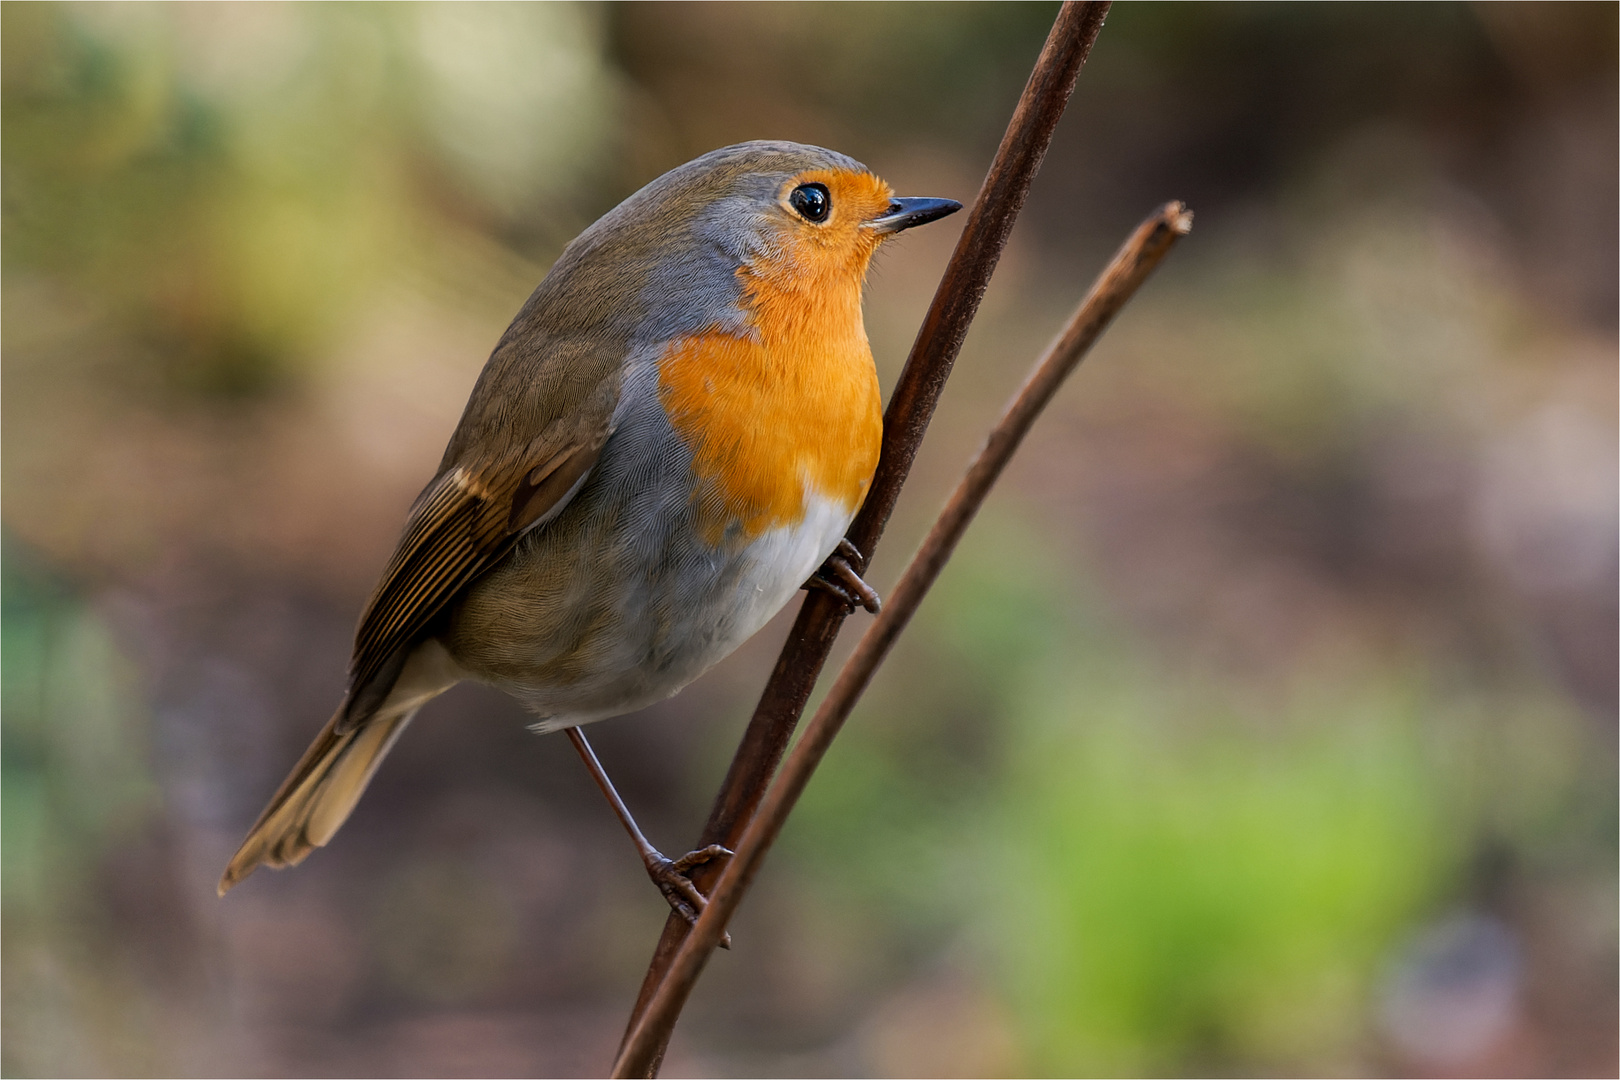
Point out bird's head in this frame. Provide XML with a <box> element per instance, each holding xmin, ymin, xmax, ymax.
<box><xmin>679</xmin><ymin>141</ymin><xmax>961</xmax><ymax>297</ymax></box>
<box><xmin>534</xmin><ymin>141</ymin><xmax>960</xmax><ymax>341</ymax></box>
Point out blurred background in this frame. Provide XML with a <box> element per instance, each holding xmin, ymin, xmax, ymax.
<box><xmin>4</xmin><ymin>3</ymin><xmax>1615</xmax><ymax>1076</ymax></box>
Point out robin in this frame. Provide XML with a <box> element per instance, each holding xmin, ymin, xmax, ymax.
<box><xmin>217</xmin><ymin>141</ymin><xmax>960</xmax><ymax>923</ymax></box>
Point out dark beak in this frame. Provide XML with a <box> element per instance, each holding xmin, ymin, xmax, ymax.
<box><xmin>865</xmin><ymin>196</ymin><xmax>962</xmax><ymax>235</ymax></box>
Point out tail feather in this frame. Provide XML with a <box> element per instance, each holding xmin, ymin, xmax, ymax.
<box><xmin>220</xmin><ymin>640</ymin><xmax>460</xmax><ymax>896</ymax></box>
<box><xmin>217</xmin><ymin>705</ymin><xmax>417</xmax><ymax>896</ymax></box>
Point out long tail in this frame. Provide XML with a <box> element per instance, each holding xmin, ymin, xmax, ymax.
<box><xmin>217</xmin><ymin>702</ymin><xmax>418</xmax><ymax>896</ymax></box>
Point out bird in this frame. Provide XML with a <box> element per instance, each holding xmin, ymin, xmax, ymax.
<box><xmin>217</xmin><ymin>141</ymin><xmax>961</xmax><ymax>925</ymax></box>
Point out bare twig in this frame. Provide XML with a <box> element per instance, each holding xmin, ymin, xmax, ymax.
<box><xmin>613</xmin><ymin>201</ymin><xmax>1193</xmax><ymax>1079</ymax></box>
<box><xmin>615</xmin><ymin>3</ymin><xmax>1109</xmax><ymax>1072</ymax></box>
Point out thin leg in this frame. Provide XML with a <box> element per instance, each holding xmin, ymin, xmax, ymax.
<box><xmin>566</xmin><ymin>727</ymin><xmax>733</xmax><ymax>947</ymax></box>
<box><xmin>804</xmin><ymin>538</ymin><xmax>883</xmax><ymax>614</ymax></box>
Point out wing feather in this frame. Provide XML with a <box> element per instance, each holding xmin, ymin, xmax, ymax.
<box><xmin>341</xmin><ymin>430</ymin><xmax>611</xmax><ymax>728</ymax></box>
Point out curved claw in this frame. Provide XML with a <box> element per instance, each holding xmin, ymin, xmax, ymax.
<box><xmin>804</xmin><ymin>539</ymin><xmax>882</xmax><ymax>614</ymax></box>
<box><xmin>646</xmin><ymin>847</ymin><xmax>735</xmax><ymax>949</ymax></box>
<box><xmin>671</xmin><ymin>843</ymin><xmax>733</xmax><ymax>874</ymax></box>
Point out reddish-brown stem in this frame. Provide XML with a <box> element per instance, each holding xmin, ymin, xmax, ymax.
<box><xmin>613</xmin><ymin>202</ymin><xmax>1193</xmax><ymax>1079</ymax></box>
<box><xmin>613</xmin><ymin>2</ymin><xmax>1111</xmax><ymax>1073</ymax></box>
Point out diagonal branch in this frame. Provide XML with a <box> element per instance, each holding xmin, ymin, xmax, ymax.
<box><xmin>615</xmin><ymin>7</ymin><xmax>1112</xmax><ymax>1070</ymax></box>
<box><xmin>614</xmin><ymin>200</ymin><xmax>1193</xmax><ymax>1080</ymax></box>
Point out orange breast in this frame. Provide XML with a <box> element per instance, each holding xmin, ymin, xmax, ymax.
<box><xmin>658</xmin><ymin>264</ymin><xmax>882</xmax><ymax>547</ymax></box>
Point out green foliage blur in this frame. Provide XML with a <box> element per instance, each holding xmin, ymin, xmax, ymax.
<box><xmin>3</xmin><ymin>3</ymin><xmax>1614</xmax><ymax>1077</ymax></box>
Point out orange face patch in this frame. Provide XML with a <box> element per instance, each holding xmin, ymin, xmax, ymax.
<box><xmin>753</xmin><ymin>168</ymin><xmax>896</xmax><ymax>291</ymax></box>
<box><xmin>658</xmin><ymin>168</ymin><xmax>891</xmax><ymax>546</ymax></box>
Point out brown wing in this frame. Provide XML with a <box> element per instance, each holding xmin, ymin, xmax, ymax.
<box><xmin>339</xmin><ymin>448</ymin><xmax>579</xmax><ymax>722</ymax></box>
<box><xmin>339</xmin><ymin>332</ymin><xmax>626</xmax><ymax>729</ymax></box>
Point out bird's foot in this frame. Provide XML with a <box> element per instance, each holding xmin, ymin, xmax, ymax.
<box><xmin>804</xmin><ymin>539</ymin><xmax>882</xmax><ymax>614</ymax></box>
<box><xmin>645</xmin><ymin>844</ymin><xmax>734</xmax><ymax>949</ymax></box>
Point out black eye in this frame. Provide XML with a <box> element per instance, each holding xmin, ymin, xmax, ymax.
<box><xmin>789</xmin><ymin>183</ymin><xmax>830</xmax><ymax>223</ymax></box>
